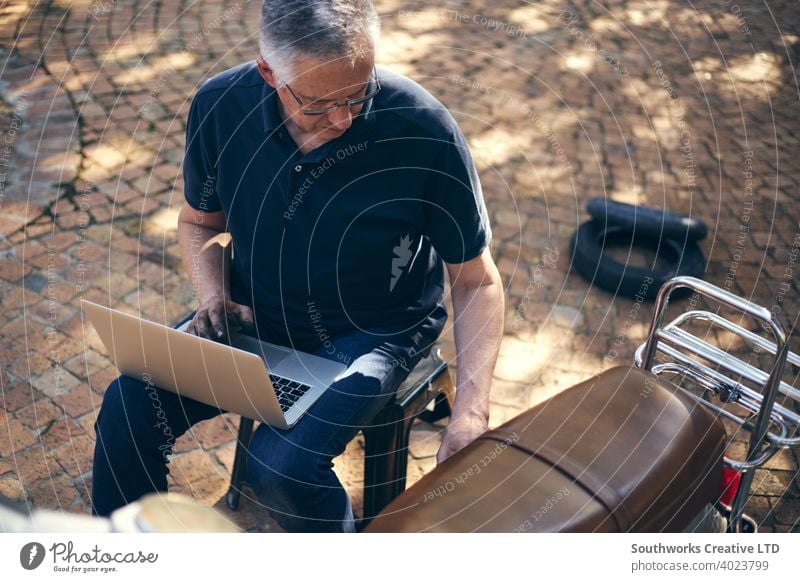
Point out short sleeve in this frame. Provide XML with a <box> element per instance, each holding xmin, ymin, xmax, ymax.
<box><xmin>423</xmin><ymin>124</ymin><xmax>492</xmax><ymax>264</ymax></box>
<box><xmin>183</xmin><ymin>95</ymin><xmax>223</xmax><ymax>213</ymax></box>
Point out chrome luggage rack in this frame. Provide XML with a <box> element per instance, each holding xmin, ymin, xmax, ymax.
<box><xmin>634</xmin><ymin>276</ymin><xmax>799</xmax><ymax>533</ymax></box>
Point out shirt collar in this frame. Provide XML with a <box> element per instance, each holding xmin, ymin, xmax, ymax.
<box><xmin>261</xmin><ymin>82</ymin><xmax>282</xmax><ymax>133</ymax></box>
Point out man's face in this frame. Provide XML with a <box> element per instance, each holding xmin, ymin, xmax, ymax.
<box><xmin>257</xmin><ymin>55</ymin><xmax>374</xmax><ymax>139</ymax></box>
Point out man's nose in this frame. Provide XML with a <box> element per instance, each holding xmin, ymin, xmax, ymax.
<box><xmin>327</xmin><ymin>105</ymin><xmax>353</xmax><ymax>129</ymax></box>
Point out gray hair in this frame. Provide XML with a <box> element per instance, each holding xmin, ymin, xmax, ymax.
<box><xmin>259</xmin><ymin>0</ymin><xmax>381</xmax><ymax>82</ymax></box>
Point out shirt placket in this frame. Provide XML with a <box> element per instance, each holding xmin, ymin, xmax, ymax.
<box><xmin>283</xmin><ymin>141</ymin><xmax>336</xmax><ymax>213</ymax></box>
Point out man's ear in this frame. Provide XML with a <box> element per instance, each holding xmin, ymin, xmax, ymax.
<box><xmin>256</xmin><ymin>56</ymin><xmax>278</xmax><ymax>88</ymax></box>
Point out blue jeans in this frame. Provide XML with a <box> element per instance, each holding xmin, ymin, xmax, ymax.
<box><xmin>91</xmin><ymin>311</ymin><xmax>438</xmax><ymax>532</ymax></box>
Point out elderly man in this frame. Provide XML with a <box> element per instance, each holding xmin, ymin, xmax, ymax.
<box><xmin>92</xmin><ymin>0</ymin><xmax>504</xmax><ymax>532</ymax></box>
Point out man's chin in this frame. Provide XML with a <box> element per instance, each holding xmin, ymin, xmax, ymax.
<box><xmin>308</xmin><ymin>127</ymin><xmax>346</xmax><ymax>148</ymax></box>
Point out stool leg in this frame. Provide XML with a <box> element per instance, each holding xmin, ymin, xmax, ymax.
<box><xmin>393</xmin><ymin>413</ymin><xmax>417</xmax><ymax>497</ymax></box>
<box><xmin>362</xmin><ymin>405</ymin><xmax>403</xmax><ymax>523</ymax></box>
<box><xmin>226</xmin><ymin>417</ymin><xmax>254</xmax><ymax>510</ymax></box>
<box><xmin>361</xmin><ymin>361</ymin><xmax>456</xmax><ymax>524</ymax></box>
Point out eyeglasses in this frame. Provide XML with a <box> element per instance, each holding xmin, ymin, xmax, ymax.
<box><xmin>281</xmin><ymin>65</ymin><xmax>380</xmax><ymax>116</ymax></box>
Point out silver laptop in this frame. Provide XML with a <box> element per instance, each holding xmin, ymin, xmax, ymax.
<box><xmin>81</xmin><ymin>300</ymin><xmax>347</xmax><ymax>429</ymax></box>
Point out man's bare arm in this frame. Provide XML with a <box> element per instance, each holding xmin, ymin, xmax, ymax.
<box><xmin>178</xmin><ymin>203</ymin><xmax>229</xmax><ymax>301</ymax></box>
<box><xmin>177</xmin><ymin>203</ymin><xmax>254</xmax><ymax>340</ymax></box>
<box><xmin>438</xmin><ymin>246</ymin><xmax>505</xmax><ymax>462</ymax></box>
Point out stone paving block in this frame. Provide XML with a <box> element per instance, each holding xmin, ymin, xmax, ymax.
<box><xmin>68</xmin><ymin>240</ymin><xmax>111</xmax><ymax>265</ymax></box>
<box><xmin>1</xmin><ymin>317</ymin><xmax>37</xmax><ymax>340</ymax></box>
<box><xmin>133</xmin><ymin>259</ymin><xmax>169</xmax><ymax>288</ymax></box>
<box><xmin>51</xmin><ymin>334</ymin><xmax>86</xmax><ymax>363</ymax></box>
<box><xmin>746</xmin><ymin>496</ymin><xmax>776</xmax><ymax>528</ymax></box>
<box><xmin>0</xmin><ymin>336</ymin><xmax>37</xmax><ymax>366</ymax></box>
<box><xmin>51</xmin><ymin>383</ymin><xmax>100</xmax><ymax>419</ymax></box>
<box><xmin>0</xmin><ymin>454</ymin><xmax>15</xmax><ymax>477</ymax></box>
<box><xmin>27</xmin><ymin>300</ymin><xmax>76</xmax><ymax>329</ymax></box>
<box><xmin>214</xmin><ymin>441</ymin><xmax>236</xmax><ymax>475</ymax></box>
<box><xmin>25</xmin><ymin>250</ymin><xmax>67</xmax><ymax>273</ymax></box>
<box><xmin>772</xmin><ymin>497</ymin><xmax>800</xmax><ymax>526</ymax></box>
<box><xmin>76</xmin><ymin>411</ymin><xmax>99</xmax><ymax>437</ymax></box>
<box><xmin>27</xmin><ymin>472</ymin><xmax>79</xmax><ymax>510</ymax></box>
<box><xmin>55</xmin><ymin>211</ymin><xmax>90</xmax><ymax>230</ymax></box>
<box><xmin>38</xmin><ymin>414</ymin><xmax>86</xmax><ymax>451</ymax></box>
<box><xmin>53</xmin><ymin>434</ymin><xmax>96</xmax><ymax>478</ymax></box>
<box><xmin>5</xmin><ymin>352</ymin><xmax>53</xmax><ymax>378</ymax></box>
<box><xmin>0</xmin><ymin>477</ymin><xmax>28</xmax><ymax>504</ymax></box>
<box><xmin>172</xmin><ymin>431</ymin><xmax>199</xmax><ymax>454</ymax></box>
<box><xmin>1</xmin><ymin>376</ymin><xmax>38</xmax><ymax>411</ymax></box>
<box><xmin>29</xmin><ymin>366</ymin><xmax>81</xmax><ymax>400</ymax></box>
<box><xmin>750</xmin><ymin>469</ymin><xmax>798</xmax><ymax>497</ymax></box>
<box><xmin>109</xmin><ymin>234</ymin><xmax>153</xmax><ymax>257</ymax></box>
<box><xmin>40</xmin><ymin>231</ymin><xmax>76</xmax><ymax>252</ymax></box>
<box><xmin>0</xmin><ymin>417</ymin><xmax>39</xmax><ymax>457</ymax></box>
<box><xmin>168</xmin><ymin>448</ymin><xmax>226</xmax><ymax>487</ymax></box>
<box><xmin>0</xmin><ymin>216</ymin><xmax>30</xmax><ymax>238</ymax></box>
<box><xmin>14</xmin><ymin>398</ymin><xmax>63</xmax><ymax>433</ymax></box>
<box><xmin>189</xmin><ymin>414</ymin><xmax>239</xmax><ymax>450</ymax></box>
<box><xmin>86</xmin><ymin>366</ymin><xmax>120</xmax><ymax>397</ymax></box>
<box><xmin>11</xmin><ymin>445</ymin><xmax>61</xmax><ymax>485</ymax></box>
<box><xmin>0</xmin><ymin>258</ymin><xmax>33</xmax><ymax>282</ymax></box>
<box><xmin>94</xmin><ymin>271</ymin><xmax>139</xmax><ymax>297</ymax></box>
<box><xmin>763</xmin><ymin>448</ymin><xmax>798</xmax><ymax>472</ymax></box>
<box><xmin>63</xmin><ymin>349</ymin><xmax>113</xmax><ymax>378</ymax></box>
<box><xmin>72</xmin><ymin>472</ymin><xmax>93</xmax><ymax>509</ymax></box>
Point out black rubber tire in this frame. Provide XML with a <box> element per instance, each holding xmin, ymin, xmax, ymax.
<box><xmin>586</xmin><ymin>197</ymin><xmax>708</xmax><ymax>242</ymax></box>
<box><xmin>569</xmin><ymin>219</ymin><xmax>706</xmax><ymax>300</ymax></box>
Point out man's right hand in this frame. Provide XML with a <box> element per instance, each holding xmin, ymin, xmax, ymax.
<box><xmin>185</xmin><ymin>295</ymin><xmax>255</xmax><ymax>342</ymax></box>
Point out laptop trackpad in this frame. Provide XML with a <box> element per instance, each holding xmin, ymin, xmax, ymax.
<box><xmin>229</xmin><ymin>332</ymin><xmax>291</xmax><ymax>369</ymax></box>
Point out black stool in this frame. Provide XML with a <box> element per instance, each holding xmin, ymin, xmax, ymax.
<box><xmin>224</xmin><ymin>345</ymin><xmax>455</xmax><ymax>523</ymax></box>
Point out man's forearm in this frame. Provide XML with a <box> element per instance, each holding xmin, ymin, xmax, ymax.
<box><xmin>177</xmin><ymin>220</ymin><xmax>232</xmax><ymax>304</ymax></box>
<box><xmin>449</xmin><ymin>281</ymin><xmax>504</xmax><ymax>421</ymax></box>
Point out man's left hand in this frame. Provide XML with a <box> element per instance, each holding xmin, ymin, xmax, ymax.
<box><xmin>436</xmin><ymin>411</ymin><xmax>488</xmax><ymax>464</ymax></box>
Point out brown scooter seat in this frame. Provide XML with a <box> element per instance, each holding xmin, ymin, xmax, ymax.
<box><xmin>365</xmin><ymin>366</ymin><xmax>726</xmax><ymax>532</ymax></box>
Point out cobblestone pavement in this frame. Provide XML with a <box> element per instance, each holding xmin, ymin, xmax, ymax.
<box><xmin>0</xmin><ymin>0</ymin><xmax>798</xmax><ymax>532</ymax></box>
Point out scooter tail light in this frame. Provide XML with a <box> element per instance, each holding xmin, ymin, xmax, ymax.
<box><xmin>717</xmin><ymin>456</ymin><xmax>741</xmax><ymax>506</ymax></box>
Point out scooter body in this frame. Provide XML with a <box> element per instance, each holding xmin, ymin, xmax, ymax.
<box><xmin>365</xmin><ymin>276</ymin><xmax>799</xmax><ymax>533</ymax></box>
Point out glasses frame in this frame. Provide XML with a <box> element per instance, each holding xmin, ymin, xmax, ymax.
<box><xmin>281</xmin><ymin>65</ymin><xmax>381</xmax><ymax>116</ymax></box>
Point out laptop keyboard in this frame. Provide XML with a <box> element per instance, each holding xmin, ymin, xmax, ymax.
<box><xmin>269</xmin><ymin>374</ymin><xmax>313</xmax><ymax>413</ymax></box>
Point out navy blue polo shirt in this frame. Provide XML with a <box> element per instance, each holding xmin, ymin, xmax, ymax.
<box><xmin>182</xmin><ymin>61</ymin><xmax>492</xmax><ymax>352</ymax></box>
